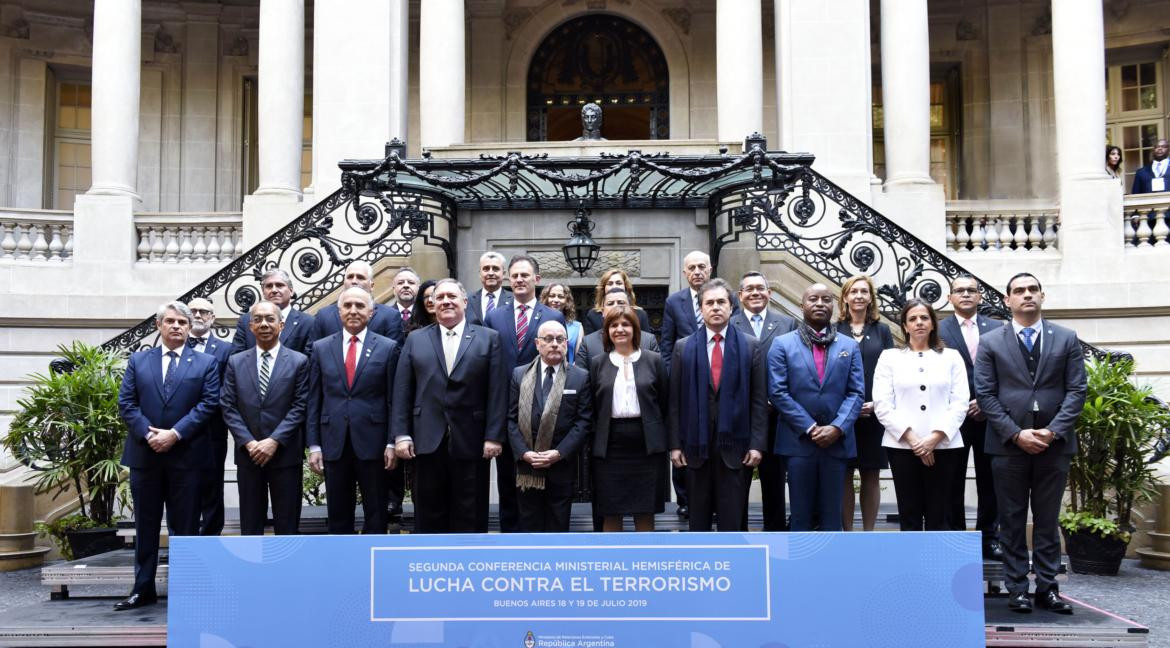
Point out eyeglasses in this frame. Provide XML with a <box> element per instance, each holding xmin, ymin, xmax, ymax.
<box><xmin>950</xmin><ymin>288</ymin><xmax>979</xmax><ymax>295</ymax></box>
<box><xmin>740</xmin><ymin>285</ymin><xmax>769</xmax><ymax>294</ymax></box>
<box><xmin>537</xmin><ymin>335</ymin><xmax>568</xmax><ymax>344</ymax></box>
<box><xmin>190</xmin><ymin>308</ymin><xmax>214</xmax><ymax>315</ymax></box>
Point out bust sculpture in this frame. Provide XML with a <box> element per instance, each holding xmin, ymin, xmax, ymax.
<box><xmin>574</xmin><ymin>103</ymin><xmax>607</xmax><ymax>141</ymax></box>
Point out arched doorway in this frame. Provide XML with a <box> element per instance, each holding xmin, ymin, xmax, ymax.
<box><xmin>526</xmin><ymin>14</ymin><xmax>669</xmax><ymax>141</ymax></box>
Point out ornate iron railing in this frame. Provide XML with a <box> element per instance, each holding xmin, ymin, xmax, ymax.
<box><xmin>103</xmin><ymin>185</ymin><xmax>455</xmax><ymax>352</ymax></box>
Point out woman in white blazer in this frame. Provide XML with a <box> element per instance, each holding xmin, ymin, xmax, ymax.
<box><xmin>873</xmin><ymin>299</ymin><xmax>969</xmax><ymax>531</ymax></box>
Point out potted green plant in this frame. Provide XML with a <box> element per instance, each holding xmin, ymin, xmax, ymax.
<box><xmin>1060</xmin><ymin>356</ymin><xmax>1170</xmax><ymax>575</ymax></box>
<box><xmin>2</xmin><ymin>342</ymin><xmax>129</xmax><ymax>560</ymax></box>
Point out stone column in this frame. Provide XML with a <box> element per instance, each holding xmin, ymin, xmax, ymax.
<box><xmin>1052</xmin><ymin>0</ymin><xmax>1107</xmax><ymax>183</ymax></box>
<box><xmin>879</xmin><ymin>0</ymin><xmax>933</xmax><ymax>189</ymax></box>
<box><xmin>716</xmin><ymin>0</ymin><xmax>763</xmax><ymax>142</ymax></box>
<box><xmin>419</xmin><ymin>0</ymin><xmax>465</xmax><ymax>148</ymax></box>
<box><xmin>388</xmin><ymin>0</ymin><xmax>409</xmax><ymax>143</ymax></box>
<box><xmin>1052</xmin><ymin>0</ymin><xmax>1122</xmax><ymax>278</ymax></box>
<box><xmin>88</xmin><ymin>0</ymin><xmax>141</xmax><ymax>199</ymax></box>
<box><xmin>254</xmin><ymin>0</ymin><xmax>304</xmax><ymax>197</ymax></box>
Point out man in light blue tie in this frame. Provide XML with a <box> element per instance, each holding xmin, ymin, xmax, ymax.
<box><xmin>1132</xmin><ymin>138</ymin><xmax>1169</xmax><ymax>194</ymax></box>
<box><xmin>975</xmin><ymin>272</ymin><xmax>1086</xmax><ymax>615</ymax></box>
<box><xmin>729</xmin><ymin>271</ymin><xmax>797</xmax><ymax>530</ymax></box>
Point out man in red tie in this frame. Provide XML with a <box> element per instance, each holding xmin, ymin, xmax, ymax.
<box><xmin>767</xmin><ymin>283</ymin><xmax>865</xmax><ymax>531</ymax></box>
<box><xmin>391</xmin><ymin>267</ymin><xmax>420</xmax><ymax>329</ymax></box>
<box><xmin>668</xmin><ymin>278</ymin><xmax>768</xmax><ymax>531</ymax></box>
<box><xmin>306</xmin><ymin>287</ymin><xmax>401</xmax><ymax>534</ymax></box>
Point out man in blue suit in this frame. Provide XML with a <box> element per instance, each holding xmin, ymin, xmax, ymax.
<box><xmin>485</xmin><ymin>254</ymin><xmax>564</xmax><ymax>532</ymax></box>
<box><xmin>116</xmin><ymin>301</ymin><xmax>221</xmax><ymax>610</ymax></box>
<box><xmin>232</xmin><ymin>269</ymin><xmax>317</xmax><ymax>354</ymax></box>
<box><xmin>312</xmin><ymin>260</ymin><xmax>405</xmax><ymax>345</ymax></box>
<box><xmin>306</xmin><ymin>287</ymin><xmax>401</xmax><ymax>535</ymax></box>
<box><xmin>466</xmin><ymin>251</ymin><xmax>511</xmax><ymax>327</ymax></box>
<box><xmin>1131</xmin><ymin>138</ymin><xmax>1169</xmax><ymax>194</ymax></box>
<box><xmin>768</xmin><ymin>283</ymin><xmax>865</xmax><ymax>532</ymax></box>
<box><xmin>220</xmin><ymin>300</ymin><xmax>309</xmax><ymax>535</ymax></box>
<box><xmin>185</xmin><ymin>297</ymin><xmax>233</xmax><ymax>537</ymax></box>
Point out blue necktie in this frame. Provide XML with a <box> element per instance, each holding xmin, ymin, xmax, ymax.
<box><xmin>694</xmin><ymin>294</ymin><xmax>703</xmax><ymax>326</ymax></box>
<box><xmin>751</xmin><ymin>314</ymin><xmax>763</xmax><ymax>337</ymax></box>
<box><xmin>1021</xmin><ymin>327</ymin><xmax>1036</xmax><ymax>353</ymax></box>
<box><xmin>162</xmin><ymin>351</ymin><xmax>178</xmax><ymax>398</ymax></box>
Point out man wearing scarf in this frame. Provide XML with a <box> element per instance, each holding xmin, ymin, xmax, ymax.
<box><xmin>507</xmin><ymin>321</ymin><xmax>593</xmax><ymax>532</ymax></box>
<box><xmin>768</xmin><ymin>283</ymin><xmax>865</xmax><ymax>531</ymax></box>
<box><xmin>669</xmin><ymin>279</ymin><xmax>768</xmax><ymax>531</ymax></box>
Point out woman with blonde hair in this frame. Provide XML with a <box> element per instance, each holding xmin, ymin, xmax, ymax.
<box><xmin>835</xmin><ymin>274</ymin><xmax>894</xmax><ymax>531</ymax></box>
<box><xmin>583</xmin><ymin>269</ymin><xmax>652</xmax><ymax>336</ymax></box>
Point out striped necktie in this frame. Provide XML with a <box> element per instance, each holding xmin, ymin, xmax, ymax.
<box><xmin>259</xmin><ymin>351</ymin><xmax>271</xmax><ymax>398</ymax></box>
<box><xmin>694</xmin><ymin>294</ymin><xmax>703</xmax><ymax>326</ymax></box>
<box><xmin>516</xmin><ymin>304</ymin><xmax>529</xmax><ymax>349</ymax></box>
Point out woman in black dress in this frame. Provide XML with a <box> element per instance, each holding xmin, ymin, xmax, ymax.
<box><xmin>835</xmin><ymin>274</ymin><xmax>894</xmax><ymax>531</ymax></box>
<box><xmin>588</xmin><ymin>306</ymin><xmax>669</xmax><ymax>531</ymax></box>
<box><xmin>582</xmin><ymin>269</ymin><xmax>653</xmax><ymax>336</ymax></box>
<box><xmin>405</xmin><ymin>279</ymin><xmax>437</xmax><ymax>335</ymax></box>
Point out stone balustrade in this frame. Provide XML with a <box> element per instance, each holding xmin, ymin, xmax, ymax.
<box><xmin>945</xmin><ymin>201</ymin><xmax>1060</xmax><ymax>253</ymax></box>
<box><xmin>0</xmin><ymin>210</ymin><xmax>74</xmax><ymax>262</ymax></box>
<box><xmin>1123</xmin><ymin>194</ymin><xmax>1170</xmax><ymax>248</ymax></box>
<box><xmin>134</xmin><ymin>213</ymin><xmax>243</xmax><ymax>264</ymax></box>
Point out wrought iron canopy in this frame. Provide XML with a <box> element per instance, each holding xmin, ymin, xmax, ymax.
<box><xmin>339</xmin><ymin>136</ymin><xmax>814</xmax><ymax>211</ymax></box>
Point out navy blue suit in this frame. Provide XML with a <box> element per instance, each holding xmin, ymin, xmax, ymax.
<box><xmin>313</xmin><ymin>302</ymin><xmax>404</xmax><ymax>346</ymax></box>
<box><xmin>767</xmin><ymin>330</ymin><xmax>864</xmax><ymax>531</ymax></box>
<box><xmin>117</xmin><ymin>345</ymin><xmax>220</xmax><ymax>597</ymax></box>
<box><xmin>466</xmin><ymin>288</ymin><xmax>511</xmax><ymax>327</ymax></box>
<box><xmin>233</xmin><ymin>307</ymin><xmax>316</xmax><ymax>354</ymax></box>
<box><xmin>1131</xmin><ymin>163</ymin><xmax>1168</xmax><ymax>194</ymax></box>
<box><xmin>937</xmin><ymin>313</ymin><xmax>1001</xmax><ymax>540</ymax></box>
<box><xmin>483</xmin><ymin>301</ymin><xmax>564</xmax><ymax>532</ymax></box>
<box><xmin>190</xmin><ymin>336</ymin><xmax>232</xmax><ymax>536</ymax></box>
<box><xmin>659</xmin><ymin>288</ymin><xmax>699</xmax><ymax>375</ymax></box>
<box><xmin>220</xmin><ymin>346</ymin><xmax>309</xmax><ymax>535</ymax></box>
<box><xmin>306</xmin><ymin>330</ymin><xmax>400</xmax><ymax>534</ymax></box>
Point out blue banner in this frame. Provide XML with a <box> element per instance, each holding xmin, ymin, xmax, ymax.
<box><xmin>169</xmin><ymin>532</ymin><xmax>984</xmax><ymax>647</ymax></box>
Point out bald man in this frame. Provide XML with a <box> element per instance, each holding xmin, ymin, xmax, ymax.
<box><xmin>186</xmin><ymin>297</ymin><xmax>233</xmax><ymax>536</ymax></box>
<box><xmin>767</xmin><ymin>284</ymin><xmax>864</xmax><ymax>532</ymax></box>
<box><xmin>312</xmin><ymin>260</ymin><xmax>404</xmax><ymax>345</ymax></box>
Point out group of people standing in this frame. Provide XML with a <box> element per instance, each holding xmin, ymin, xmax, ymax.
<box><xmin>115</xmin><ymin>249</ymin><xmax>1085</xmax><ymax>615</ymax></box>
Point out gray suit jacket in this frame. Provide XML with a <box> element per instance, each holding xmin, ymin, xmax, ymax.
<box><xmin>729</xmin><ymin>308</ymin><xmax>798</xmax><ymax>349</ymax></box>
<box><xmin>974</xmin><ymin>320</ymin><xmax>1087</xmax><ymax>456</ymax></box>
<box><xmin>574</xmin><ymin>329</ymin><xmax>659</xmax><ymax>370</ymax></box>
<box><xmin>220</xmin><ymin>346</ymin><xmax>309</xmax><ymax>468</ymax></box>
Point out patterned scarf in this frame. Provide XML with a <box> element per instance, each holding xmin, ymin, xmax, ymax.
<box><xmin>797</xmin><ymin>321</ymin><xmax>837</xmax><ymax>349</ymax></box>
<box><xmin>515</xmin><ymin>357</ymin><xmax>567</xmax><ymax>491</ymax></box>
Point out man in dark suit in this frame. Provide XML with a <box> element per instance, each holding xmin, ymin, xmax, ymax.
<box><xmin>233</xmin><ymin>269</ymin><xmax>317</xmax><ymax>354</ymax></box>
<box><xmin>466</xmin><ymin>251</ymin><xmax>510</xmax><ymax>327</ymax></box>
<box><xmin>390</xmin><ymin>267</ymin><xmax>421</xmax><ymax>330</ymax></box>
<box><xmin>938</xmin><ymin>275</ymin><xmax>1002</xmax><ymax>559</ymax></box>
<box><xmin>976</xmin><ymin>272</ymin><xmax>1086</xmax><ymax>614</ymax></box>
<box><xmin>507</xmin><ymin>320</ymin><xmax>593</xmax><ymax>532</ymax></box>
<box><xmin>575</xmin><ymin>287</ymin><xmax>659</xmax><ymax>370</ymax></box>
<box><xmin>484</xmin><ymin>254</ymin><xmax>565</xmax><ymax>532</ymax></box>
<box><xmin>659</xmin><ymin>250</ymin><xmax>715</xmax><ymax>518</ymax></box>
<box><xmin>115</xmin><ymin>301</ymin><xmax>220</xmax><ymax>611</ymax></box>
<box><xmin>768</xmin><ymin>284</ymin><xmax>864</xmax><ymax>532</ymax></box>
<box><xmin>670</xmin><ymin>279</ymin><xmax>768</xmax><ymax>531</ymax></box>
<box><xmin>185</xmin><ymin>297</ymin><xmax>233</xmax><ymax>536</ymax></box>
<box><xmin>1131</xmin><ymin>138</ymin><xmax>1169</xmax><ymax>194</ymax></box>
<box><xmin>312</xmin><ymin>260</ymin><xmax>405</xmax><ymax>345</ymax></box>
<box><xmin>306</xmin><ymin>287</ymin><xmax>401</xmax><ymax>535</ymax></box>
<box><xmin>220</xmin><ymin>300</ymin><xmax>309</xmax><ymax>535</ymax></box>
<box><xmin>731</xmin><ymin>271</ymin><xmax>798</xmax><ymax>531</ymax></box>
<box><xmin>393</xmin><ymin>278</ymin><xmax>508</xmax><ymax>533</ymax></box>
<box><xmin>310</xmin><ymin>260</ymin><xmax>406</xmax><ymax>522</ymax></box>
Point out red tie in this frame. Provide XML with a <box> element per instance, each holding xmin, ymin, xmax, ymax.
<box><xmin>711</xmin><ymin>333</ymin><xmax>723</xmax><ymax>390</ymax></box>
<box><xmin>345</xmin><ymin>335</ymin><xmax>358</xmax><ymax>387</ymax></box>
<box><xmin>401</xmin><ymin>307</ymin><xmax>411</xmax><ymax>325</ymax></box>
<box><xmin>515</xmin><ymin>304</ymin><xmax>529</xmax><ymax>349</ymax></box>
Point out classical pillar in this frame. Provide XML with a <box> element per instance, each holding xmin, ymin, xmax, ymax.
<box><xmin>254</xmin><ymin>0</ymin><xmax>304</xmax><ymax>197</ymax></box>
<box><xmin>388</xmin><ymin>0</ymin><xmax>409</xmax><ymax>143</ymax></box>
<box><xmin>879</xmin><ymin>0</ymin><xmax>933</xmax><ymax>189</ymax></box>
<box><xmin>87</xmin><ymin>0</ymin><xmax>141</xmax><ymax>198</ymax></box>
<box><xmin>1052</xmin><ymin>0</ymin><xmax>1107</xmax><ymax>182</ymax></box>
<box><xmin>419</xmin><ymin>0</ymin><xmax>465</xmax><ymax>148</ymax></box>
<box><xmin>716</xmin><ymin>0</ymin><xmax>763</xmax><ymax>142</ymax></box>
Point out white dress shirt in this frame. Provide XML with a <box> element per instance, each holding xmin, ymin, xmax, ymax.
<box><xmin>481</xmin><ymin>288</ymin><xmax>503</xmax><ymax>318</ymax></box>
<box><xmin>161</xmin><ymin>342</ymin><xmax>186</xmax><ymax>379</ymax></box>
<box><xmin>873</xmin><ymin>347</ymin><xmax>969</xmax><ymax>450</ymax></box>
<box><xmin>705</xmin><ymin>325</ymin><xmax>727</xmax><ymax>364</ymax></box>
<box><xmin>255</xmin><ymin>342</ymin><xmax>281</xmax><ymax>375</ymax></box>
<box><xmin>514</xmin><ymin>297</ymin><xmax>538</xmax><ymax>322</ymax></box>
<box><xmin>609</xmin><ymin>350</ymin><xmax>642</xmax><ymax>418</ymax></box>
